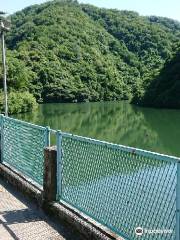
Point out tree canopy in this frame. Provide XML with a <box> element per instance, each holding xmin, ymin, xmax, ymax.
<box><xmin>137</xmin><ymin>45</ymin><xmax>180</xmax><ymax>108</ymax></box>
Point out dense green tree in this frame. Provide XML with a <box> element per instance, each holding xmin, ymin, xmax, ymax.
<box><xmin>0</xmin><ymin>91</ymin><xmax>38</xmax><ymax>114</ymax></box>
<box><xmin>136</xmin><ymin>46</ymin><xmax>180</xmax><ymax>108</ymax></box>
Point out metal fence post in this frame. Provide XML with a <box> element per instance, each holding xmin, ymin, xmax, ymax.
<box><xmin>176</xmin><ymin>161</ymin><xmax>180</xmax><ymax>240</ymax></box>
<box><xmin>56</xmin><ymin>131</ymin><xmax>62</xmax><ymax>200</ymax></box>
<box><xmin>45</xmin><ymin>126</ymin><xmax>50</xmax><ymax>147</ymax></box>
<box><xmin>0</xmin><ymin>114</ymin><xmax>4</xmax><ymax>163</ymax></box>
<box><xmin>1</xmin><ymin>31</ymin><xmax>8</xmax><ymax>116</ymax></box>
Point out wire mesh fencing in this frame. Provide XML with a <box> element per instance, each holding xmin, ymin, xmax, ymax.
<box><xmin>57</xmin><ymin>132</ymin><xmax>180</xmax><ymax>240</ymax></box>
<box><xmin>0</xmin><ymin>114</ymin><xmax>179</xmax><ymax>239</ymax></box>
<box><xmin>0</xmin><ymin>115</ymin><xmax>49</xmax><ymax>186</ymax></box>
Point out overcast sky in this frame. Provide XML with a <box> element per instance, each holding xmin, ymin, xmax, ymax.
<box><xmin>1</xmin><ymin>0</ymin><xmax>180</xmax><ymax>22</ymax></box>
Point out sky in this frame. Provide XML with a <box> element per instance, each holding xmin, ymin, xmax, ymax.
<box><xmin>1</xmin><ymin>0</ymin><xmax>180</xmax><ymax>22</ymax></box>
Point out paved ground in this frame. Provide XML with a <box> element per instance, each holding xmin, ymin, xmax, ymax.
<box><xmin>0</xmin><ymin>179</ymin><xmax>83</xmax><ymax>240</ymax></box>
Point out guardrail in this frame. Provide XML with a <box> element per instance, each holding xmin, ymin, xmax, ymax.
<box><xmin>0</xmin><ymin>115</ymin><xmax>179</xmax><ymax>240</ymax></box>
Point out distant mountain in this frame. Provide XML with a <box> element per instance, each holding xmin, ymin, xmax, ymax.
<box><xmin>0</xmin><ymin>0</ymin><xmax>179</xmax><ymax>111</ymax></box>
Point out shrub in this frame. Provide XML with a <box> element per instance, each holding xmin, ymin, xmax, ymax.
<box><xmin>0</xmin><ymin>91</ymin><xmax>38</xmax><ymax>114</ymax></box>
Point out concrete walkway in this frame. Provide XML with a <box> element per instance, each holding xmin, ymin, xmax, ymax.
<box><xmin>0</xmin><ymin>179</ymin><xmax>83</xmax><ymax>240</ymax></box>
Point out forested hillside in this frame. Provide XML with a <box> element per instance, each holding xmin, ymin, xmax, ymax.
<box><xmin>138</xmin><ymin>45</ymin><xmax>180</xmax><ymax>108</ymax></box>
<box><xmin>0</xmin><ymin>0</ymin><xmax>180</xmax><ymax>112</ymax></box>
<box><xmin>82</xmin><ymin>4</ymin><xmax>180</xmax><ymax>104</ymax></box>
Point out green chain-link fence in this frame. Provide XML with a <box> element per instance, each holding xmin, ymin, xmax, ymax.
<box><xmin>0</xmin><ymin>115</ymin><xmax>179</xmax><ymax>239</ymax></box>
<box><xmin>57</xmin><ymin>132</ymin><xmax>180</xmax><ymax>240</ymax></box>
<box><xmin>0</xmin><ymin>115</ymin><xmax>49</xmax><ymax>185</ymax></box>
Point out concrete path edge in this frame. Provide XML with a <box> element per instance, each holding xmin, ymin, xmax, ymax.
<box><xmin>0</xmin><ymin>163</ymin><xmax>124</xmax><ymax>240</ymax></box>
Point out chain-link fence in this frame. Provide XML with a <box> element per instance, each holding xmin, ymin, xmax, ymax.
<box><xmin>0</xmin><ymin>115</ymin><xmax>49</xmax><ymax>185</ymax></box>
<box><xmin>57</xmin><ymin>132</ymin><xmax>180</xmax><ymax>240</ymax></box>
<box><xmin>0</xmin><ymin>115</ymin><xmax>179</xmax><ymax>239</ymax></box>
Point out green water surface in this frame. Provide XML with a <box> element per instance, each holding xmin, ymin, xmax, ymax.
<box><xmin>13</xmin><ymin>101</ymin><xmax>180</xmax><ymax>157</ymax></box>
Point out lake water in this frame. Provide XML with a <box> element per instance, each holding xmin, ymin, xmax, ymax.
<box><xmin>13</xmin><ymin>101</ymin><xmax>180</xmax><ymax>157</ymax></box>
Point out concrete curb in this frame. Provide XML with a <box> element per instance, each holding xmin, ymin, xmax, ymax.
<box><xmin>44</xmin><ymin>201</ymin><xmax>124</xmax><ymax>240</ymax></box>
<box><xmin>0</xmin><ymin>163</ymin><xmax>42</xmax><ymax>205</ymax></box>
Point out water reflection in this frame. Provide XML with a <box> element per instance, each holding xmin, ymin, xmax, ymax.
<box><xmin>13</xmin><ymin>101</ymin><xmax>180</xmax><ymax>157</ymax></box>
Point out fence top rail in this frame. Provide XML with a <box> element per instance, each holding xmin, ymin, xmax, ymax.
<box><xmin>50</xmin><ymin>129</ymin><xmax>57</xmax><ymax>135</ymax></box>
<box><xmin>0</xmin><ymin>114</ymin><xmax>46</xmax><ymax>131</ymax></box>
<box><xmin>59</xmin><ymin>131</ymin><xmax>180</xmax><ymax>163</ymax></box>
